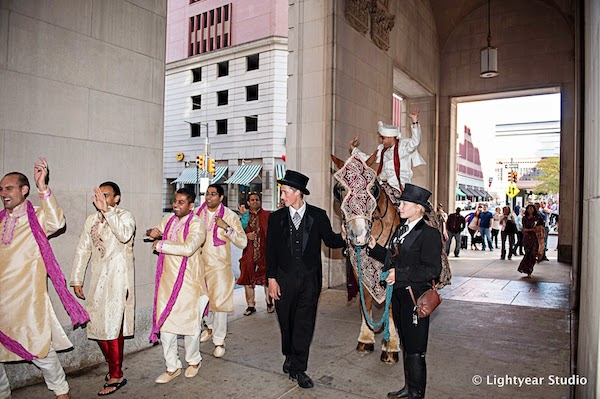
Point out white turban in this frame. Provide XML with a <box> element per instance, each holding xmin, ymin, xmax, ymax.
<box><xmin>377</xmin><ymin>121</ymin><xmax>399</xmax><ymax>137</ymax></box>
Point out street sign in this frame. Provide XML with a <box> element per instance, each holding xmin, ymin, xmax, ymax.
<box><xmin>506</xmin><ymin>183</ymin><xmax>520</xmax><ymax>198</ymax></box>
<box><xmin>505</xmin><ymin>163</ymin><xmax>519</xmax><ymax>168</ymax></box>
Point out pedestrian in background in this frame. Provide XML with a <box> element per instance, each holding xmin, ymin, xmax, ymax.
<box><xmin>237</xmin><ymin>193</ymin><xmax>273</xmax><ymax>315</ymax></box>
<box><xmin>446</xmin><ymin>207</ymin><xmax>466</xmax><ymax>257</ymax></box>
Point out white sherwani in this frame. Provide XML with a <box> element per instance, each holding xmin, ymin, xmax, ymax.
<box><xmin>353</xmin><ymin>125</ymin><xmax>426</xmax><ymax>190</ymax></box>
<box><xmin>197</xmin><ymin>206</ymin><xmax>247</xmax><ymax>312</ymax></box>
<box><xmin>70</xmin><ymin>207</ymin><xmax>136</xmax><ymax>340</ymax></box>
<box><xmin>153</xmin><ymin>213</ymin><xmax>206</xmax><ymax>336</ymax></box>
<box><xmin>0</xmin><ymin>194</ymin><xmax>71</xmax><ymax>362</ymax></box>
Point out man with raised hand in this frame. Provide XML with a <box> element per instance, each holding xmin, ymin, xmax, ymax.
<box><xmin>0</xmin><ymin>158</ymin><xmax>88</xmax><ymax>399</ymax></box>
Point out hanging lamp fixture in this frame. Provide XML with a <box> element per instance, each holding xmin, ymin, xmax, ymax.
<box><xmin>480</xmin><ymin>0</ymin><xmax>498</xmax><ymax>78</ymax></box>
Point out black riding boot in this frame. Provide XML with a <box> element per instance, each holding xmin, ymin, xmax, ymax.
<box><xmin>406</xmin><ymin>353</ymin><xmax>426</xmax><ymax>399</ymax></box>
<box><xmin>387</xmin><ymin>352</ymin><xmax>409</xmax><ymax>398</ymax></box>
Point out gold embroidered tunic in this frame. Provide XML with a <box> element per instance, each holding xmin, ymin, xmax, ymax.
<box><xmin>198</xmin><ymin>206</ymin><xmax>247</xmax><ymax>312</ymax></box>
<box><xmin>70</xmin><ymin>207</ymin><xmax>136</xmax><ymax>340</ymax></box>
<box><xmin>0</xmin><ymin>193</ymin><xmax>72</xmax><ymax>362</ymax></box>
<box><xmin>153</xmin><ymin>213</ymin><xmax>206</xmax><ymax>336</ymax></box>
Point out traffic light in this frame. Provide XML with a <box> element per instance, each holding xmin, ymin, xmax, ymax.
<box><xmin>507</xmin><ymin>170</ymin><xmax>513</xmax><ymax>182</ymax></box>
<box><xmin>196</xmin><ymin>155</ymin><xmax>205</xmax><ymax>170</ymax></box>
<box><xmin>207</xmin><ymin>158</ymin><xmax>216</xmax><ymax>175</ymax></box>
<box><xmin>512</xmin><ymin>171</ymin><xmax>518</xmax><ymax>183</ymax></box>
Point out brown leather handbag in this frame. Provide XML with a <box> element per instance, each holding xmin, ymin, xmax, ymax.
<box><xmin>408</xmin><ymin>280</ymin><xmax>442</xmax><ymax>318</ymax></box>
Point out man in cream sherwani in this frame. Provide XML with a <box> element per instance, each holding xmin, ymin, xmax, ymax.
<box><xmin>349</xmin><ymin>108</ymin><xmax>426</xmax><ymax>193</ymax></box>
<box><xmin>146</xmin><ymin>188</ymin><xmax>208</xmax><ymax>384</ymax></box>
<box><xmin>0</xmin><ymin>158</ymin><xmax>78</xmax><ymax>399</ymax></box>
<box><xmin>196</xmin><ymin>184</ymin><xmax>247</xmax><ymax>358</ymax></box>
<box><xmin>70</xmin><ymin>181</ymin><xmax>135</xmax><ymax>396</ymax></box>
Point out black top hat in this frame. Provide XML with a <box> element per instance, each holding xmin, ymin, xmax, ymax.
<box><xmin>399</xmin><ymin>183</ymin><xmax>432</xmax><ymax>212</ymax></box>
<box><xmin>278</xmin><ymin>170</ymin><xmax>310</xmax><ymax>195</ymax></box>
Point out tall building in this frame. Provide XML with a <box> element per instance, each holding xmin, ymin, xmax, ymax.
<box><xmin>456</xmin><ymin>125</ymin><xmax>490</xmax><ymax>204</ymax></box>
<box><xmin>163</xmin><ymin>0</ymin><xmax>288</xmax><ymax>210</ymax></box>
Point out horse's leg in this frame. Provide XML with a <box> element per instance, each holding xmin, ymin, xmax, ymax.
<box><xmin>380</xmin><ymin>303</ymin><xmax>401</xmax><ymax>364</ymax></box>
<box><xmin>356</xmin><ymin>291</ymin><xmax>375</xmax><ymax>352</ymax></box>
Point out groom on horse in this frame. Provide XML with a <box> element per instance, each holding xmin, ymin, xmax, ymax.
<box><xmin>348</xmin><ymin>109</ymin><xmax>426</xmax><ymax>195</ymax></box>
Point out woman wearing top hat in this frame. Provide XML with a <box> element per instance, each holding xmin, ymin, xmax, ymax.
<box><xmin>367</xmin><ymin>183</ymin><xmax>442</xmax><ymax>399</ymax></box>
<box><xmin>265</xmin><ymin>170</ymin><xmax>345</xmax><ymax>389</ymax></box>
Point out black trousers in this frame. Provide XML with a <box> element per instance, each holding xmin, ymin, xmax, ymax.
<box><xmin>391</xmin><ymin>286</ymin><xmax>430</xmax><ymax>354</ymax></box>
<box><xmin>275</xmin><ymin>272</ymin><xmax>321</xmax><ymax>373</ymax></box>
<box><xmin>501</xmin><ymin>230</ymin><xmax>515</xmax><ymax>258</ymax></box>
<box><xmin>513</xmin><ymin>231</ymin><xmax>524</xmax><ymax>254</ymax></box>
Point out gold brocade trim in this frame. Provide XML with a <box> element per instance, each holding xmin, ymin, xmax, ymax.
<box><xmin>1</xmin><ymin>202</ymin><xmax>27</xmax><ymax>245</ymax></box>
<box><xmin>90</xmin><ymin>219</ymin><xmax>106</xmax><ymax>258</ymax></box>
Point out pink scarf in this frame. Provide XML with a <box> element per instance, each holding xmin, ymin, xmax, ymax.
<box><xmin>196</xmin><ymin>202</ymin><xmax>226</xmax><ymax>246</ymax></box>
<box><xmin>0</xmin><ymin>201</ymin><xmax>90</xmax><ymax>361</ymax></box>
<box><xmin>149</xmin><ymin>213</ymin><xmax>194</xmax><ymax>343</ymax></box>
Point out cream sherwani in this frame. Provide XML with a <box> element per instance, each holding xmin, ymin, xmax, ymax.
<box><xmin>70</xmin><ymin>207</ymin><xmax>135</xmax><ymax>340</ymax></box>
<box><xmin>154</xmin><ymin>213</ymin><xmax>206</xmax><ymax>336</ymax></box>
<box><xmin>198</xmin><ymin>206</ymin><xmax>247</xmax><ymax>312</ymax></box>
<box><xmin>0</xmin><ymin>194</ymin><xmax>71</xmax><ymax>362</ymax></box>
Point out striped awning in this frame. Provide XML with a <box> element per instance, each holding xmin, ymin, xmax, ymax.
<box><xmin>172</xmin><ymin>167</ymin><xmax>210</xmax><ymax>184</ymax></box>
<box><xmin>211</xmin><ymin>166</ymin><xmax>228</xmax><ymax>183</ymax></box>
<box><xmin>225</xmin><ymin>164</ymin><xmax>263</xmax><ymax>185</ymax></box>
<box><xmin>456</xmin><ymin>187</ymin><xmax>467</xmax><ymax>197</ymax></box>
<box><xmin>459</xmin><ymin>185</ymin><xmax>477</xmax><ymax>197</ymax></box>
<box><xmin>275</xmin><ymin>164</ymin><xmax>286</xmax><ymax>181</ymax></box>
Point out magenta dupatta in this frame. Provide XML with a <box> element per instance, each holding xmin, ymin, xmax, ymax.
<box><xmin>0</xmin><ymin>201</ymin><xmax>90</xmax><ymax>361</ymax></box>
<box><xmin>149</xmin><ymin>213</ymin><xmax>194</xmax><ymax>343</ymax></box>
<box><xmin>196</xmin><ymin>202</ymin><xmax>226</xmax><ymax>246</ymax></box>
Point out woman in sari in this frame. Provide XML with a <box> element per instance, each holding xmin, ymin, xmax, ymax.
<box><xmin>517</xmin><ymin>204</ymin><xmax>545</xmax><ymax>277</ymax></box>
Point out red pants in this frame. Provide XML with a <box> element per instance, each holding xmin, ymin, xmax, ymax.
<box><xmin>97</xmin><ymin>331</ymin><xmax>124</xmax><ymax>379</ymax></box>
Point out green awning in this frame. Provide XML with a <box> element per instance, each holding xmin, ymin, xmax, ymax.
<box><xmin>225</xmin><ymin>164</ymin><xmax>262</xmax><ymax>185</ymax></box>
<box><xmin>172</xmin><ymin>166</ymin><xmax>228</xmax><ymax>184</ymax></box>
<box><xmin>275</xmin><ymin>164</ymin><xmax>286</xmax><ymax>180</ymax></box>
<box><xmin>456</xmin><ymin>187</ymin><xmax>467</xmax><ymax>197</ymax></box>
<box><xmin>211</xmin><ymin>166</ymin><xmax>228</xmax><ymax>183</ymax></box>
<box><xmin>172</xmin><ymin>167</ymin><xmax>210</xmax><ymax>184</ymax></box>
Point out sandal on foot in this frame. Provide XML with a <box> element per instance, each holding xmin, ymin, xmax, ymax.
<box><xmin>98</xmin><ymin>378</ymin><xmax>127</xmax><ymax>396</ymax></box>
<box><xmin>266</xmin><ymin>302</ymin><xmax>275</xmax><ymax>313</ymax></box>
<box><xmin>243</xmin><ymin>307</ymin><xmax>256</xmax><ymax>316</ymax></box>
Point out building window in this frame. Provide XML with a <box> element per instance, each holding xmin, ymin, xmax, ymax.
<box><xmin>245</xmin><ymin>116</ymin><xmax>258</xmax><ymax>132</ymax></box>
<box><xmin>217</xmin><ymin>90</ymin><xmax>228</xmax><ymax>106</ymax></box>
<box><xmin>191</xmin><ymin>123</ymin><xmax>201</xmax><ymax>137</ymax></box>
<box><xmin>246</xmin><ymin>84</ymin><xmax>258</xmax><ymax>101</ymax></box>
<box><xmin>217</xmin><ymin>61</ymin><xmax>229</xmax><ymax>77</ymax></box>
<box><xmin>191</xmin><ymin>95</ymin><xmax>201</xmax><ymax>110</ymax></box>
<box><xmin>188</xmin><ymin>4</ymin><xmax>232</xmax><ymax>56</ymax></box>
<box><xmin>216</xmin><ymin>119</ymin><xmax>228</xmax><ymax>135</ymax></box>
<box><xmin>247</xmin><ymin>54</ymin><xmax>259</xmax><ymax>71</ymax></box>
<box><xmin>192</xmin><ymin>67</ymin><xmax>202</xmax><ymax>82</ymax></box>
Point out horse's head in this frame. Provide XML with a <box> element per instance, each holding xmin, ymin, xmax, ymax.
<box><xmin>332</xmin><ymin>154</ymin><xmax>378</xmax><ymax>247</ymax></box>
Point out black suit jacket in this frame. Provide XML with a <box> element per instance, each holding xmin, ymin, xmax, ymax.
<box><xmin>266</xmin><ymin>204</ymin><xmax>345</xmax><ymax>280</ymax></box>
<box><xmin>370</xmin><ymin>219</ymin><xmax>442</xmax><ymax>290</ymax></box>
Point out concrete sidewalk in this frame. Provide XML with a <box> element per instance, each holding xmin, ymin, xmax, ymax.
<box><xmin>10</xmin><ymin>245</ymin><xmax>573</xmax><ymax>399</ymax></box>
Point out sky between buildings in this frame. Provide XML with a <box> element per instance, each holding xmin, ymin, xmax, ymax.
<box><xmin>457</xmin><ymin>93</ymin><xmax>561</xmax><ymax>189</ymax></box>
